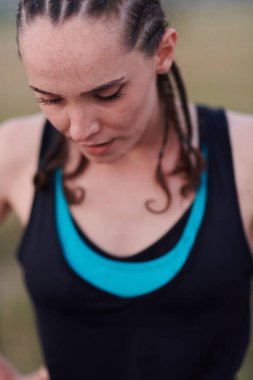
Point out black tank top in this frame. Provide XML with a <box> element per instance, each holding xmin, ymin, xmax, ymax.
<box><xmin>17</xmin><ymin>105</ymin><xmax>253</xmax><ymax>380</ymax></box>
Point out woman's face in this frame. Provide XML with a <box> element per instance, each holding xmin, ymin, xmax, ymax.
<box><xmin>19</xmin><ymin>16</ymin><xmax>166</xmax><ymax>164</ymax></box>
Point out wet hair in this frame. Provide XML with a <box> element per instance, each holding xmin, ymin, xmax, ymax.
<box><xmin>16</xmin><ymin>0</ymin><xmax>204</xmax><ymax>213</ymax></box>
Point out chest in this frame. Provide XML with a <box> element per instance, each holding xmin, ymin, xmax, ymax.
<box><xmin>68</xmin><ymin>177</ymin><xmax>195</xmax><ymax>258</ymax></box>
<box><xmin>18</xmin><ymin>160</ymin><xmax>253</xmax><ymax>317</ymax></box>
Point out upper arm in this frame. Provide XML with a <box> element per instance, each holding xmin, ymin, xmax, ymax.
<box><xmin>0</xmin><ymin>114</ymin><xmax>45</xmax><ymax>225</ymax></box>
<box><xmin>227</xmin><ymin>110</ymin><xmax>253</xmax><ymax>249</ymax></box>
<box><xmin>0</xmin><ymin>120</ymin><xmax>14</xmax><ymax>223</ymax></box>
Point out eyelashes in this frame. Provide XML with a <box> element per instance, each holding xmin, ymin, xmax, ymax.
<box><xmin>37</xmin><ymin>98</ymin><xmax>62</xmax><ymax>106</ymax></box>
<box><xmin>96</xmin><ymin>91</ymin><xmax>124</xmax><ymax>101</ymax></box>
<box><xmin>37</xmin><ymin>90</ymin><xmax>125</xmax><ymax>106</ymax></box>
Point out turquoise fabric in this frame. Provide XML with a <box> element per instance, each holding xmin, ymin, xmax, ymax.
<box><xmin>55</xmin><ymin>154</ymin><xmax>207</xmax><ymax>298</ymax></box>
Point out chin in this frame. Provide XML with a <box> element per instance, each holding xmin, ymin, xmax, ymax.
<box><xmin>82</xmin><ymin>151</ymin><xmax>124</xmax><ymax>165</ymax></box>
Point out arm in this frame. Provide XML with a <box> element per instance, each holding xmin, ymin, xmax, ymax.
<box><xmin>0</xmin><ymin>355</ymin><xmax>18</xmax><ymax>380</ymax></box>
<box><xmin>0</xmin><ymin>355</ymin><xmax>49</xmax><ymax>380</ymax></box>
<box><xmin>227</xmin><ymin>110</ymin><xmax>253</xmax><ymax>250</ymax></box>
<box><xmin>0</xmin><ymin>114</ymin><xmax>45</xmax><ymax>225</ymax></box>
<box><xmin>0</xmin><ymin>121</ymin><xmax>12</xmax><ymax>224</ymax></box>
<box><xmin>0</xmin><ymin>117</ymin><xmax>50</xmax><ymax>379</ymax></box>
<box><xmin>0</xmin><ymin>117</ymin><xmax>28</xmax><ymax>224</ymax></box>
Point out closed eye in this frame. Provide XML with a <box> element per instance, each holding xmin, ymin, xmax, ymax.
<box><xmin>95</xmin><ymin>91</ymin><xmax>124</xmax><ymax>102</ymax></box>
<box><xmin>94</xmin><ymin>83</ymin><xmax>126</xmax><ymax>102</ymax></box>
<box><xmin>37</xmin><ymin>98</ymin><xmax>62</xmax><ymax>106</ymax></box>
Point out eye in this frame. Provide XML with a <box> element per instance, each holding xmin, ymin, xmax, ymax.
<box><xmin>94</xmin><ymin>83</ymin><xmax>126</xmax><ymax>102</ymax></box>
<box><xmin>37</xmin><ymin>98</ymin><xmax>62</xmax><ymax>106</ymax></box>
<box><xmin>95</xmin><ymin>91</ymin><xmax>124</xmax><ymax>102</ymax></box>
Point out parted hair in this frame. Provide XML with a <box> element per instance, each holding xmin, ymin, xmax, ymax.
<box><xmin>16</xmin><ymin>0</ymin><xmax>205</xmax><ymax>213</ymax></box>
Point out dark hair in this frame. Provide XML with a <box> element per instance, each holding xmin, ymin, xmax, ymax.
<box><xmin>17</xmin><ymin>0</ymin><xmax>204</xmax><ymax>213</ymax></box>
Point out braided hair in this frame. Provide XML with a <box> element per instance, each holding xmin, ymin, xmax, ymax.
<box><xmin>16</xmin><ymin>0</ymin><xmax>205</xmax><ymax>213</ymax></box>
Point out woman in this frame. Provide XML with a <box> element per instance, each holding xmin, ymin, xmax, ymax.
<box><xmin>0</xmin><ymin>0</ymin><xmax>253</xmax><ymax>379</ymax></box>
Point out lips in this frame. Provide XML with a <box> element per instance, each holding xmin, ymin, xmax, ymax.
<box><xmin>85</xmin><ymin>140</ymin><xmax>113</xmax><ymax>147</ymax></box>
<box><xmin>80</xmin><ymin>139</ymin><xmax>115</xmax><ymax>156</ymax></box>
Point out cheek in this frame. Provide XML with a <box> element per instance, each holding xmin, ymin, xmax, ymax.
<box><xmin>123</xmin><ymin>98</ymin><xmax>151</xmax><ymax>134</ymax></box>
<box><xmin>114</xmin><ymin>92</ymin><xmax>151</xmax><ymax>132</ymax></box>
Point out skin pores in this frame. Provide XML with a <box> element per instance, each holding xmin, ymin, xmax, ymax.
<box><xmin>19</xmin><ymin>16</ymin><xmax>166</xmax><ymax>165</ymax></box>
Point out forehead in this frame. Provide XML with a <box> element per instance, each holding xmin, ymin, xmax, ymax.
<box><xmin>19</xmin><ymin>16</ymin><xmax>144</xmax><ymax>92</ymax></box>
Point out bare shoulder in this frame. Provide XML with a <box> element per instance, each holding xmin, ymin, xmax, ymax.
<box><xmin>0</xmin><ymin>113</ymin><xmax>45</xmax><ymax>181</ymax></box>
<box><xmin>226</xmin><ymin>109</ymin><xmax>253</xmax><ymax>249</ymax></box>
<box><xmin>0</xmin><ymin>113</ymin><xmax>45</xmax><ymax>148</ymax></box>
<box><xmin>226</xmin><ymin>110</ymin><xmax>253</xmax><ymax>177</ymax></box>
<box><xmin>227</xmin><ymin>109</ymin><xmax>253</xmax><ymax>152</ymax></box>
<box><xmin>0</xmin><ymin>113</ymin><xmax>45</xmax><ymax>224</ymax></box>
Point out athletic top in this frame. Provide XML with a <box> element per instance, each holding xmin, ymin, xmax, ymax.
<box><xmin>17</xmin><ymin>105</ymin><xmax>253</xmax><ymax>380</ymax></box>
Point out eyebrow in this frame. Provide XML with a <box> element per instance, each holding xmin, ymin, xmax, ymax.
<box><xmin>29</xmin><ymin>77</ymin><xmax>126</xmax><ymax>97</ymax></box>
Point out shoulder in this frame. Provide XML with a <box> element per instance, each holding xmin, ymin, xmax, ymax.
<box><xmin>226</xmin><ymin>109</ymin><xmax>253</xmax><ymax>153</ymax></box>
<box><xmin>226</xmin><ymin>109</ymin><xmax>253</xmax><ymax>181</ymax></box>
<box><xmin>0</xmin><ymin>113</ymin><xmax>45</xmax><ymax>223</ymax></box>
<box><xmin>0</xmin><ymin>113</ymin><xmax>45</xmax><ymax>176</ymax></box>
<box><xmin>225</xmin><ymin>109</ymin><xmax>253</xmax><ymax>248</ymax></box>
<box><xmin>0</xmin><ymin>112</ymin><xmax>45</xmax><ymax>144</ymax></box>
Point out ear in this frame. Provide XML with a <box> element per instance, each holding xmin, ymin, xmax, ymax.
<box><xmin>155</xmin><ymin>28</ymin><xmax>177</xmax><ymax>74</ymax></box>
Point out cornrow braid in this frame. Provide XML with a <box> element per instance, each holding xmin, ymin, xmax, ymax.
<box><xmin>154</xmin><ymin>71</ymin><xmax>205</xmax><ymax>210</ymax></box>
<box><xmin>48</xmin><ymin>0</ymin><xmax>63</xmax><ymax>23</ymax></box>
<box><xmin>169</xmin><ymin>64</ymin><xmax>205</xmax><ymax>191</ymax></box>
<box><xmin>124</xmin><ymin>0</ymin><xmax>167</xmax><ymax>55</ymax></box>
<box><xmin>171</xmin><ymin>62</ymin><xmax>192</xmax><ymax>142</ymax></box>
<box><xmin>16</xmin><ymin>0</ymin><xmax>45</xmax><ymax>32</ymax></box>
<box><xmin>64</xmin><ymin>0</ymin><xmax>83</xmax><ymax>19</ymax></box>
<box><xmin>24</xmin><ymin>0</ymin><xmax>46</xmax><ymax>20</ymax></box>
<box><xmin>17</xmin><ymin>0</ymin><xmax>205</xmax><ymax>212</ymax></box>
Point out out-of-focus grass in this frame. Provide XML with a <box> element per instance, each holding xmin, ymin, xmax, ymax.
<box><xmin>172</xmin><ymin>5</ymin><xmax>253</xmax><ymax>113</ymax></box>
<box><xmin>0</xmin><ymin>5</ymin><xmax>252</xmax><ymax>378</ymax></box>
<box><xmin>0</xmin><ymin>215</ymin><xmax>42</xmax><ymax>372</ymax></box>
<box><xmin>0</xmin><ymin>26</ymin><xmax>38</xmax><ymax>122</ymax></box>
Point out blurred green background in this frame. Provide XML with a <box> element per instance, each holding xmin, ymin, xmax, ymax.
<box><xmin>0</xmin><ymin>2</ymin><xmax>253</xmax><ymax>378</ymax></box>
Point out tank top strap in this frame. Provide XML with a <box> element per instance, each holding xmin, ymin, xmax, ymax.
<box><xmin>199</xmin><ymin>104</ymin><xmax>234</xmax><ymax>192</ymax></box>
<box><xmin>197</xmin><ymin>104</ymin><xmax>253</xmax><ymax>271</ymax></box>
<box><xmin>196</xmin><ymin>104</ymin><xmax>209</xmax><ymax>150</ymax></box>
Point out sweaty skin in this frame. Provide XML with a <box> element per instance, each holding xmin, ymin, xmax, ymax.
<box><xmin>0</xmin><ymin>14</ymin><xmax>253</xmax><ymax>380</ymax></box>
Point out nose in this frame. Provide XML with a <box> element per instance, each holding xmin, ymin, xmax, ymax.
<box><xmin>68</xmin><ymin>106</ymin><xmax>101</xmax><ymax>143</ymax></box>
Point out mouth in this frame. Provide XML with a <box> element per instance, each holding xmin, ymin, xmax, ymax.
<box><xmin>85</xmin><ymin>140</ymin><xmax>113</xmax><ymax>147</ymax></box>
<box><xmin>80</xmin><ymin>139</ymin><xmax>115</xmax><ymax>156</ymax></box>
